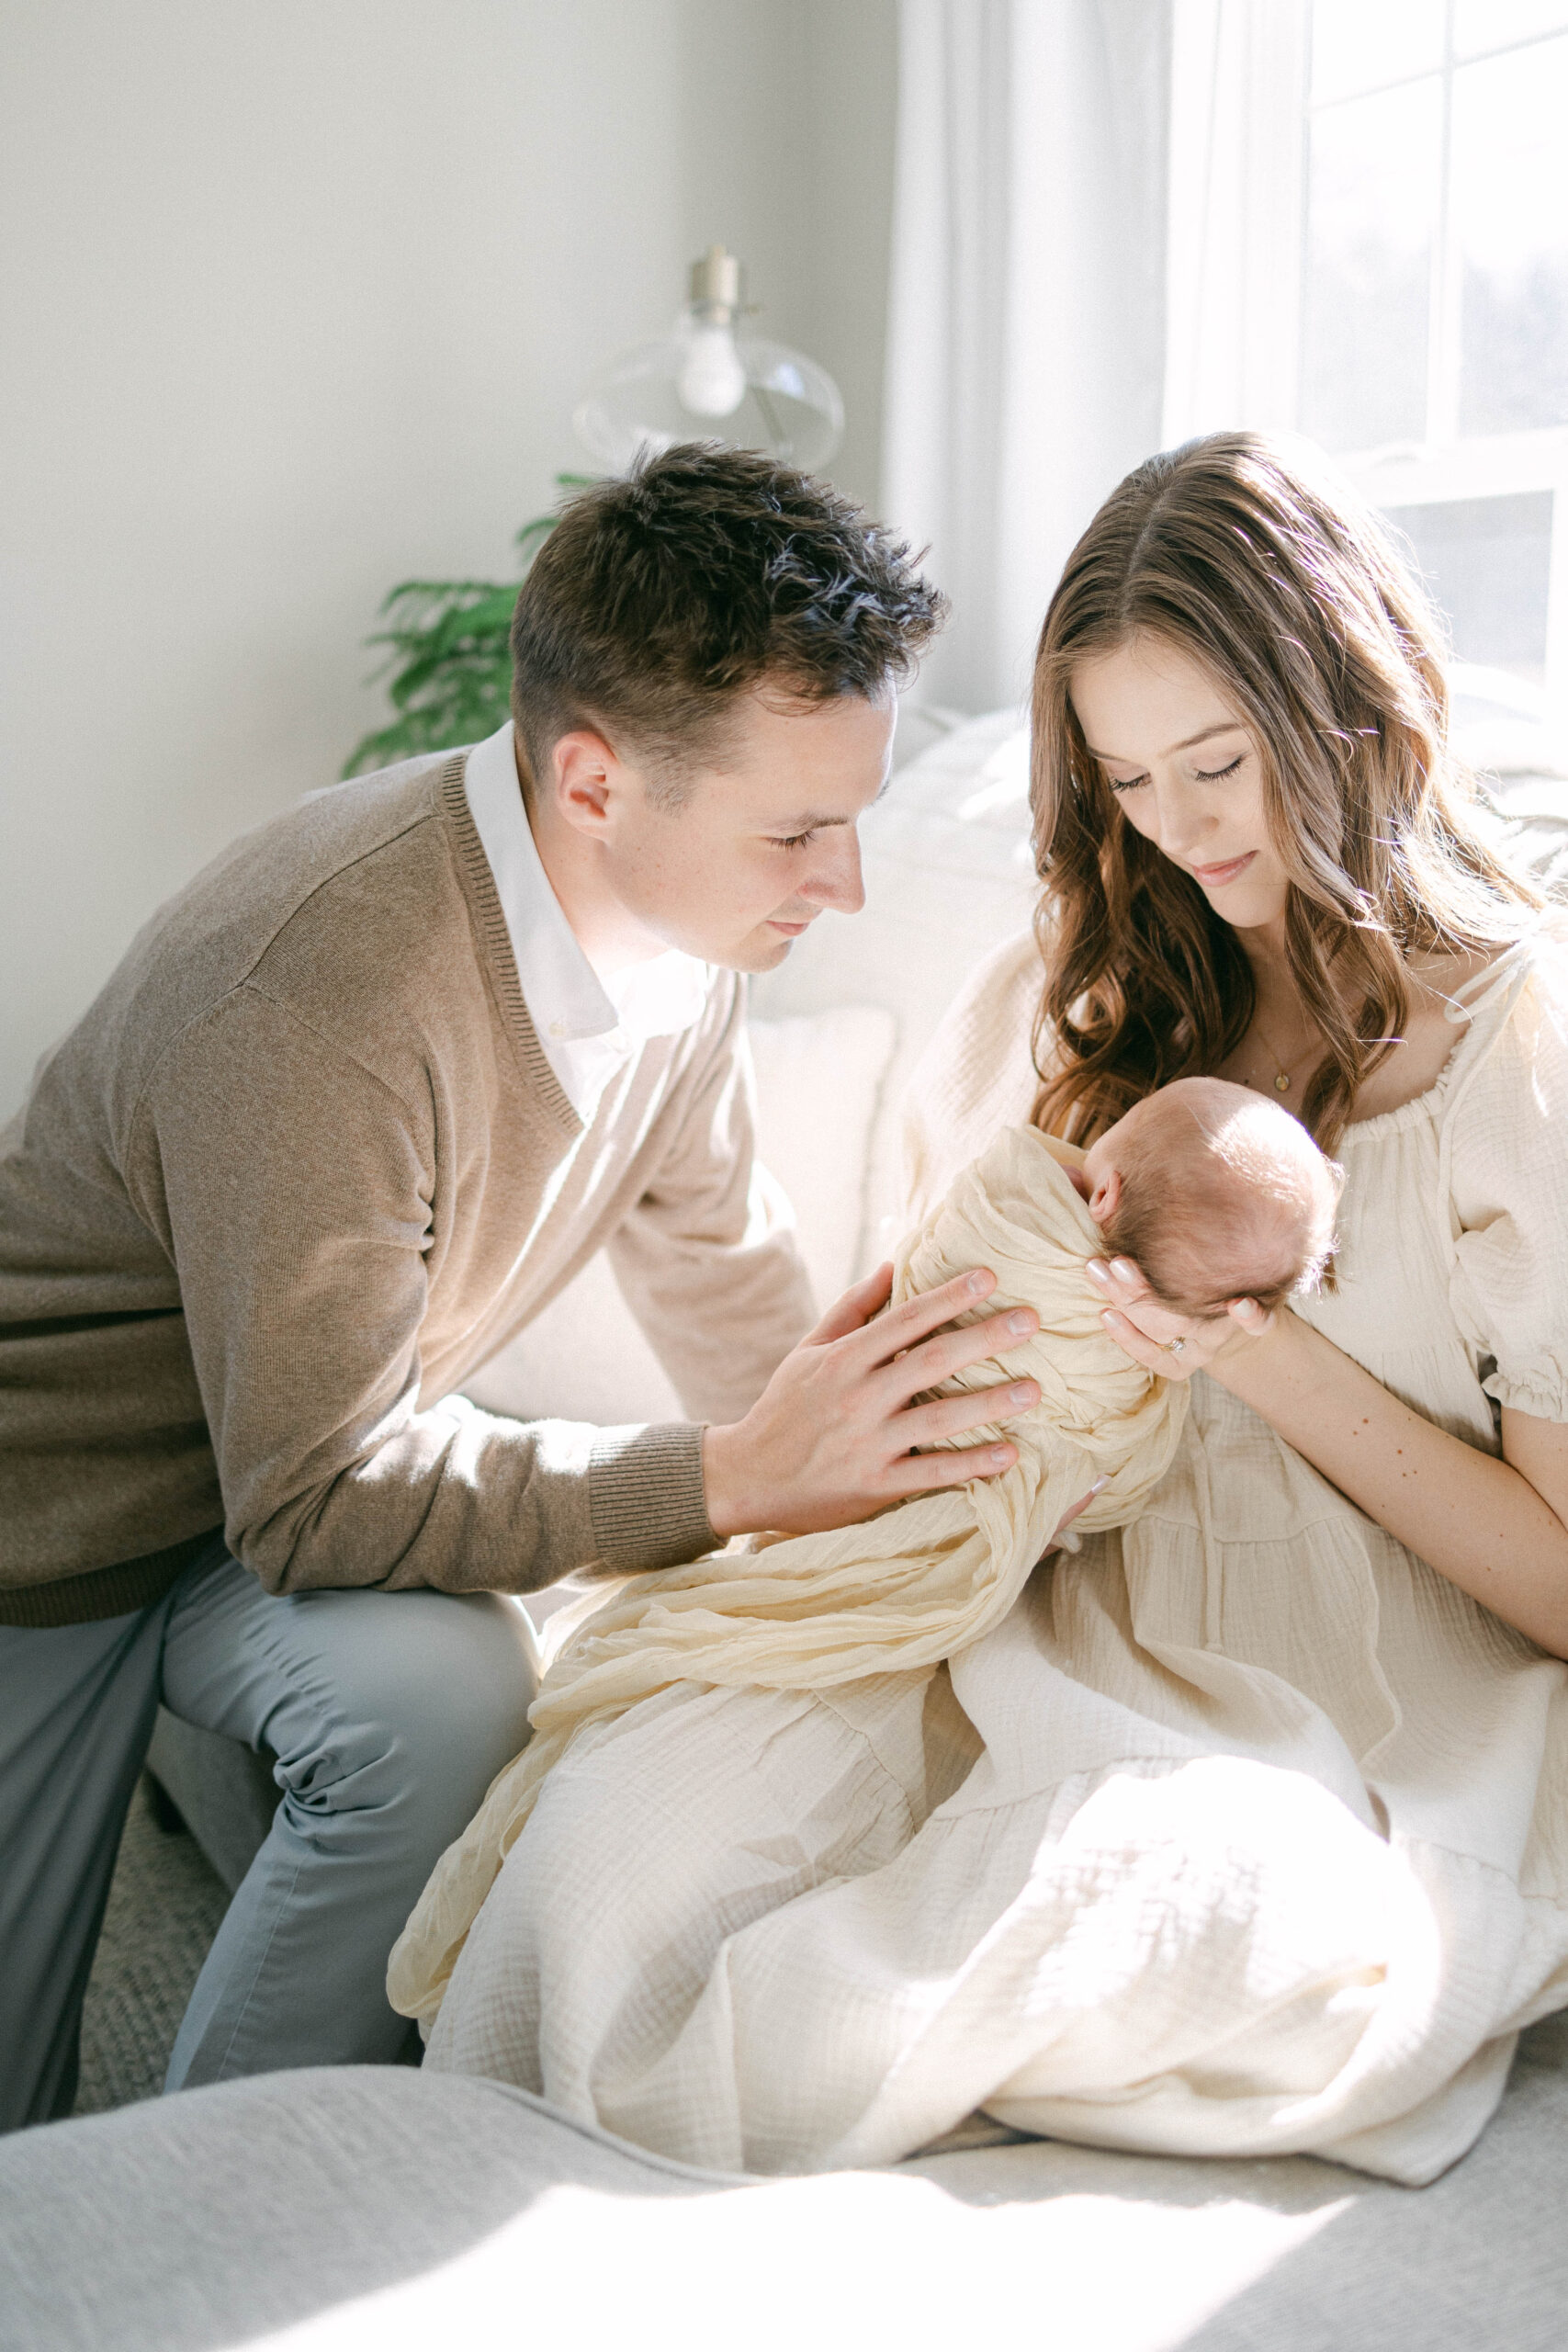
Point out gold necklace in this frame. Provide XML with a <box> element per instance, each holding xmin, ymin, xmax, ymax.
<box><xmin>1247</xmin><ymin>1011</ymin><xmax>1317</xmax><ymax>1096</ymax></box>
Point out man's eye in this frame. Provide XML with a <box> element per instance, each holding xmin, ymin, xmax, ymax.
<box><xmin>772</xmin><ymin>831</ymin><xmax>818</xmax><ymax>849</ymax></box>
<box><xmin>1194</xmin><ymin>755</ymin><xmax>1244</xmax><ymax>782</ymax></box>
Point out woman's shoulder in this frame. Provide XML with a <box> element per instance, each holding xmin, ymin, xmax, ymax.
<box><xmin>1441</xmin><ymin>913</ymin><xmax>1568</xmax><ymax>1163</ymax></box>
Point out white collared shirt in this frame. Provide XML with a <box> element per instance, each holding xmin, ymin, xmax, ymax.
<box><xmin>463</xmin><ymin>722</ymin><xmax>711</xmax><ymax>1123</ymax></box>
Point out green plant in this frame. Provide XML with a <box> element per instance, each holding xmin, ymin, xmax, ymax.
<box><xmin>343</xmin><ymin>477</ymin><xmax>594</xmax><ymax>777</ymax></box>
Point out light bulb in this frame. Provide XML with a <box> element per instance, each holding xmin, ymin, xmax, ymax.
<box><xmin>677</xmin><ymin>318</ymin><xmax>747</xmax><ymax>418</ymax></box>
<box><xmin>574</xmin><ymin>244</ymin><xmax>843</xmax><ymax>474</ymax></box>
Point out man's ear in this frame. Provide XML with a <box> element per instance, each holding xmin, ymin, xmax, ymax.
<box><xmin>548</xmin><ymin>729</ymin><xmax>624</xmax><ymax>841</ymax></box>
<box><xmin>1087</xmin><ymin>1165</ymin><xmax>1122</xmax><ymax>1227</ymax></box>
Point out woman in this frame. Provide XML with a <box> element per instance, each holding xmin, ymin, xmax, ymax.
<box><xmin>1023</xmin><ymin>430</ymin><xmax>1568</xmax><ymax>1658</ymax></box>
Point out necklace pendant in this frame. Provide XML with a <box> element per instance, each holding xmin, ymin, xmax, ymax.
<box><xmin>1273</xmin><ymin>1072</ymin><xmax>1291</xmax><ymax>1093</ymax></box>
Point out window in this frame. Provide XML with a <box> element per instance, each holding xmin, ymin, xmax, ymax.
<box><xmin>1166</xmin><ymin>0</ymin><xmax>1568</xmax><ymax>734</ymax></box>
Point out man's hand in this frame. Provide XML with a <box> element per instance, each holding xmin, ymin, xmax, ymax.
<box><xmin>702</xmin><ymin>1262</ymin><xmax>1043</xmax><ymax>1539</ymax></box>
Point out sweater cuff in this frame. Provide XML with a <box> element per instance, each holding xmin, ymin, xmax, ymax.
<box><xmin>587</xmin><ymin>1421</ymin><xmax>718</xmax><ymax>1573</ymax></box>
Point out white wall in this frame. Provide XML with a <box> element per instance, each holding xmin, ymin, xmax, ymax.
<box><xmin>0</xmin><ymin>0</ymin><xmax>896</xmax><ymax>1116</ymax></box>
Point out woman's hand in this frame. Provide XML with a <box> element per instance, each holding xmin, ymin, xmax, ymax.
<box><xmin>703</xmin><ymin>1262</ymin><xmax>1043</xmax><ymax>1539</ymax></box>
<box><xmin>1085</xmin><ymin>1254</ymin><xmax>1276</xmax><ymax>1379</ymax></box>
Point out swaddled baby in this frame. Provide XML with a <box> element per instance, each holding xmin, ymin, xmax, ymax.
<box><xmin>1055</xmin><ymin>1074</ymin><xmax>1339</xmax><ymax>1320</ymax></box>
<box><xmin>389</xmin><ymin>1075</ymin><xmax>1339</xmax><ymax>2041</ymax></box>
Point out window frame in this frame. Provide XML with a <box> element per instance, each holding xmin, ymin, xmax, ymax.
<box><xmin>1165</xmin><ymin>0</ymin><xmax>1568</xmax><ymax>725</ymax></box>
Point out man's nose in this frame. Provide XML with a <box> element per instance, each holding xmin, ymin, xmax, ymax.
<box><xmin>799</xmin><ymin>828</ymin><xmax>865</xmax><ymax>915</ymax></box>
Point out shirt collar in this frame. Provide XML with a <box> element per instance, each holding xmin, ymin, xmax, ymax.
<box><xmin>462</xmin><ymin>721</ymin><xmax>710</xmax><ymax>1050</ymax></box>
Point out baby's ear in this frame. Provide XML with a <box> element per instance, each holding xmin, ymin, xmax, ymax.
<box><xmin>1088</xmin><ymin>1167</ymin><xmax>1122</xmax><ymax>1226</ymax></box>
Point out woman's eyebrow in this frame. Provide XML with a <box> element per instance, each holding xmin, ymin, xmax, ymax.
<box><xmin>1084</xmin><ymin>721</ymin><xmax>1245</xmax><ymax>763</ymax></box>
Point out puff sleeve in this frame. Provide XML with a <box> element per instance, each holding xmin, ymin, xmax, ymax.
<box><xmin>1445</xmin><ymin>938</ymin><xmax>1568</xmax><ymax>1424</ymax></box>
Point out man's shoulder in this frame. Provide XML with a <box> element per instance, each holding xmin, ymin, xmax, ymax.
<box><xmin>198</xmin><ymin>751</ymin><xmax>463</xmax><ymax>952</ymax></box>
<box><xmin>91</xmin><ymin>752</ymin><xmax>491</xmax><ymax>1117</ymax></box>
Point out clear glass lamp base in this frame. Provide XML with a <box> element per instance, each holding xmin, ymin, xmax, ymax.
<box><xmin>575</xmin><ymin>326</ymin><xmax>844</xmax><ymax>474</ymax></box>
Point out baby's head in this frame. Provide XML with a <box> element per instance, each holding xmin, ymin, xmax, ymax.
<box><xmin>1075</xmin><ymin>1078</ymin><xmax>1340</xmax><ymax>1317</ymax></box>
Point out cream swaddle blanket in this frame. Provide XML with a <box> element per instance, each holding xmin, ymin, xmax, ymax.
<box><xmin>389</xmin><ymin>1125</ymin><xmax>1187</xmax><ymax>2030</ymax></box>
<box><xmin>390</xmin><ymin>1092</ymin><xmax>1568</xmax><ymax>2186</ymax></box>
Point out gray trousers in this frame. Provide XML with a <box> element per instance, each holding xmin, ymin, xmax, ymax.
<box><xmin>0</xmin><ymin>1540</ymin><xmax>536</xmax><ymax>2131</ymax></box>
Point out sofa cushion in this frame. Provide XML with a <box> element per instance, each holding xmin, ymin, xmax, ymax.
<box><xmin>464</xmin><ymin>1001</ymin><xmax>897</xmax><ymax>1429</ymax></box>
<box><xmin>750</xmin><ymin>708</ymin><xmax>1036</xmax><ymax>1258</ymax></box>
<box><xmin>4</xmin><ymin>2012</ymin><xmax>1565</xmax><ymax>2352</ymax></box>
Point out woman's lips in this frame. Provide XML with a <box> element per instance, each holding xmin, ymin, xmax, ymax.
<box><xmin>1190</xmin><ymin>851</ymin><xmax>1256</xmax><ymax>887</ymax></box>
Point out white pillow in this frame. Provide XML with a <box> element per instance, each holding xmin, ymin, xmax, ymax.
<box><xmin>750</xmin><ymin>711</ymin><xmax>1037</xmax><ymax>1260</ymax></box>
<box><xmin>463</xmin><ymin>1002</ymin><xmax>897</xmax><ymax>1430</ymax></box>
<box><xmin>749</xmin><ymin>1003</ymin><xmax>897</xmax><ymax>1305</ymax></box>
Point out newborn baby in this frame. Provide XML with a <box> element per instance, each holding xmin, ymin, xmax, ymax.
<box><xmin>1057</xmin><ymin>1076</ymin><xmax>1339</xmax><ymax>1319</ymax></box>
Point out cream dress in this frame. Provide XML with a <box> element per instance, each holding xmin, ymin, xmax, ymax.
<box><xmin>417</xmin><ymin>923</ymin><xmax>1568</xmax><ymax>2185</ymax></box>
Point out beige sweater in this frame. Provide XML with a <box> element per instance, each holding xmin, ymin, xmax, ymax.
<box><xmin>0</xmin><ymin>752</ymin><xmax>814</xmax><ymax>1626</ymax></box>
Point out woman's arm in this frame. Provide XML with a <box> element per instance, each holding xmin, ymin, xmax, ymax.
<box><xmin>1091</xmin><ymin>1265</ymin><xmax>1568</xmax><ymax>1657</ymax></box>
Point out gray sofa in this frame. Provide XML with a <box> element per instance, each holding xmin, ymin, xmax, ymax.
<box><xmin>5</xmin><ymin>2015</ymin><xmax>1565</xmax><ymax>2351</ymax></box>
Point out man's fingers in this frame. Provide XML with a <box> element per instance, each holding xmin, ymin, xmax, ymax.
<box><xmin>877</xmin><ymin>1302</ymin><xmax>1039</xmax><ymax>1401</ymax></box>
<box><xmin>882</xmin><ymin>1439</ymin><xmax>1019</xmax><ymax>1498</ymax></box>
<box><xmin>897</xmin><ymin>1378</ymin><xmax>1038</xmax><ymax>1451</ymax></box>
<box><xmin>856</xmin><ymin>1266</ymin><xmax>1000</xmax><ymax>1362</ymax></box>
<box><xmin>807</xmin><ymin>1261</ymin><xmax>894</xmax><ymax>1345</ymax></box>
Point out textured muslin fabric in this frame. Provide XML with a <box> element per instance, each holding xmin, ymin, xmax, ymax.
<box><xmin>398</xmin><ymin>931</ymin><xmax>1568</xmax><ymax>2186</ymax></box>
<box><xmin>388</xmin><ymin>1125</ymin><xmax>1189</xmax><ymax>2029</ymax></box>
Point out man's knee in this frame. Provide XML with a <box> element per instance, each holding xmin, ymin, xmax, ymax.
<box><xmin>272</xmin><ymin>1588</ymin><xmax>536</xmax><ymax>1832</ymax></box>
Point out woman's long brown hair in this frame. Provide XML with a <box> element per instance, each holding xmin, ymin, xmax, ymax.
<box><xmin>1030</xmin><ymin>433</ymin><xmax>1542</xmax><ymax>1156</ymax></box>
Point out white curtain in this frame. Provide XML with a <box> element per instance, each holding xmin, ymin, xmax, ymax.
<box><xmin>1161</xmin><ymin>0</ymin><xmax>1310</xmax><ymax>447</ymax></box>
<box><xmin>882</xmin><ymin>0</ymin><xmax>1172</xmax><ymax>716</ymax></box>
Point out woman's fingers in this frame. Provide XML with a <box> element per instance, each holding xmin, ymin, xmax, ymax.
<box><xmin>1053</xmin><ymin>1479</ymin><xmax>1106</xmax><ymax>1538</ymax></box>
<box><xmin>1227</xmin><ymin>1295</ymin><xmax>1275</xmax><ymax>1337</ymax></box>
<box><xmin>1099</xmin><ymin>1306</ymin><xmax>1185</xmax><ymax>1373</ymax></box>
<box><xmin>1093</xmin><ymin>1259</ymin><xmax>1275</xmax><ymax>1381</ymax></box>
<box><xmin>1087</xmin><ymin>1255</ymin><xmax>1157</xmax><ymax>1311</ymax></box>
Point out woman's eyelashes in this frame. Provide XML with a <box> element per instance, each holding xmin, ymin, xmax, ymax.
<box><xmin>1107</xmin><ymin>752</ymin><xmax>1246</xmax><ymax>794</ymax></box>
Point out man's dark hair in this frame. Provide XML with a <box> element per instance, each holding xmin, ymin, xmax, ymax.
<box><xmin>509</xmin><ymin>443</ymin><xmax>946</xmax><ymax>802</ymax></box>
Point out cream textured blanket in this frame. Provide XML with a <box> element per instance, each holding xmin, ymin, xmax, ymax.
<box><xmin>392</xmin><ymin>1065</ymin><xmax>1568</xmax><ymax>2185</ymax></box>
<box><xmin>389</xmin><ymin>1125</ymin><xmax>1187</xmax><ymax>2030</ymax></box>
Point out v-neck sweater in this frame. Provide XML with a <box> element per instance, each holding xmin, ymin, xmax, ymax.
<box><xmin>0</xmin><ymin>752</ymin><xmax>814</xmax><ymax>1625</ymax></box>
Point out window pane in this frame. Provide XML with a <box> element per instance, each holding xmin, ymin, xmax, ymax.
<box><xmin>1384</xmin><ymin>493</ymin><xmax>1554</xmax><ymax>682</ymax></box>
<box><xmin>1452</xmin><ymin>36</ymin><xmax>1568</xmax><ymax>435</ymax></box>
<box><xmin>1453</xmin><ymin>0</ymin><xmax>1568</xmax><ymax>59</ymax></box>
<box><xmin>1302</xmin><ymin>79</ymin><xmax>1440</xmax><ymax>452</ymax></box>
<box><xmin>1310</xmin><ymin>0</ymin><xmax>1443</xmax><ymax>102</ymax></box>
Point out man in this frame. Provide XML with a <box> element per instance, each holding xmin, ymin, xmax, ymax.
<box><xmin>0</xmin><ymin>447</ymin><xmax>1045</xmax><ymax>2129</ymax></box>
